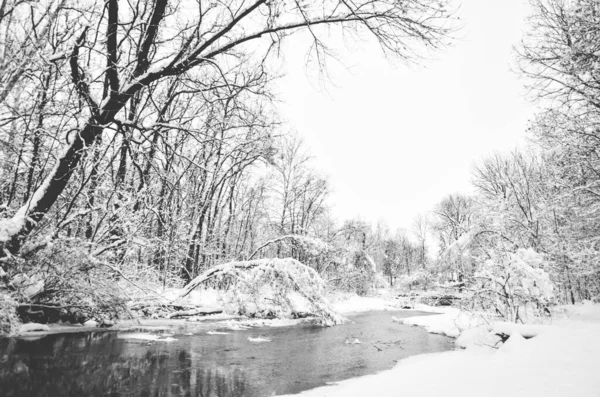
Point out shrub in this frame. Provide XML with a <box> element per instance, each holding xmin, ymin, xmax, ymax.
<box><xmin>0</xmin><ymin>292</ymin><xmax>20</xmax><ymax>335</ymax></box>
<box><xmin>468</xmin><ymin>248</ymin><xmax>555</xmax><ymax>323</ymax></box>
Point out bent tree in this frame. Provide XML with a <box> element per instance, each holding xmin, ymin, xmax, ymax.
<box><xmin>0</xmin><ymin>0</ymin><xmax>454</xmax><ymax>261</ymax></box>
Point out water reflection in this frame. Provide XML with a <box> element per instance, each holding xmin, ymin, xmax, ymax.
<box><xmin>0</xmin><ymin>311</ymin><xmax>453</xmax><ymax>397</ymax></box>
<box><xmin>1</xmin><ymin>335</ymin><xmax>251</xmax><ymax>397</ymax></box>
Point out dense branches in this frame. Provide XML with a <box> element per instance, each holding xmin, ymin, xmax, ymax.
<box><xmin>0</xmin><ymin>0</ymin><xmax>455</xmax><ymax>261</ymax></box>
<box><xmin>0</xmin><ymin>0</ymin><xmax>459</xmax><ymax>328</ymax></box>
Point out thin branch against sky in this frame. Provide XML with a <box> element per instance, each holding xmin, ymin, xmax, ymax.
<box><xmin>277</xmin><ymin>0</ymin><xmax>535</xmax><ymax>230</ymax></box>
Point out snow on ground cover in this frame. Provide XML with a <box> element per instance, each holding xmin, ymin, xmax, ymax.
<box><xmin>19</xmin><ymin>323</ymin><xmax>51</xmax><ymax>333</ymax></box>
<box><xmin>396</xmin><ymin>307</ymin><xmax>487</xmax><ymax>338</ymax></box>
<box><xmin>492</xmin><ymin>322</ymin><xmax>550</xmax><ymax>338</ymax></box>
<box><xmin>556</xmin><ymin>300</ymin><xmax>600</xmax><ymax>323</ymax></box>
<box><xmin>283</xmin><ymin>302</ymin><xmax>600</xmax><ymax>397</ymax></box>
<box><xmin>330</xmin><ymin>293</ymin><xmax>401</xmax><ymax>313</ymax></box>
<box><xmin>117</xmin><ymin>333</ymin><xmax>167</xmax><ymax>341</ymax></box>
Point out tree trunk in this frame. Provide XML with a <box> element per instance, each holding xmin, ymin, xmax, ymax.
<box><xmin>3</xmin><ymin>120</ymin><xmax>102</xmax><ymax>255</ymax></box>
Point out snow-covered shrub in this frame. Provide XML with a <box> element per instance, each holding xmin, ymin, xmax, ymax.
<box><xmin>9</xmin><ymin>238</ymin><xmax>129</xmax><ymax>324</ymax></box>
<box><xmin>395</xmin><ymin>270</ymin><xmax>433</xmax><ymax>292</ymax></box>
<box><xmin>0</xmin><ymin>292</ymin><xmax>20</xmax><ymax>335</ymax></box>
<box><xmin>179</xmin><ymin>258</ymin><xmax>344</xmax><ymax>325</ymax></box>
<box><xmin>332</xmin><ymin>269</ymin><xmax>374</xmax><ymax>296</ymax></box>
<box><xmin>332</xmin><ymin>250</ymin><xmax>377</xmax><ymax>296</ymax></box>
<box><xmin>469</xmin><ymin>248</ymin><xmax>555</xmax><ymax>323</ymax></box>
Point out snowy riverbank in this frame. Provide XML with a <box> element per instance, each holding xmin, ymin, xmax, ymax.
<box><xmin>282</xmin><ymin>300</ymin><xmax>600</xmax><ymax>397</ymax></box>
<box><xmin>16</xmin><ymin>290</ymin><xmax>600</xmax><ymax>397</ymax></box>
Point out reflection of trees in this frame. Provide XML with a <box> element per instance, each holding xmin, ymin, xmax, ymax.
<box><xmin>0</xmin><ymin>333</ymin><xmax>250</xmax><ymax>397</ymax></box>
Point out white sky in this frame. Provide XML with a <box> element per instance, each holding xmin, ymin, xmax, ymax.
<box><xmin>276</xmin><ymin>0</ymin><xmax>535</xmax><ymax>232</ymax></box>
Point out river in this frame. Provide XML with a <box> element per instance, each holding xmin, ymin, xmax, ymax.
<box><xmin>0</xmin><ymin>310</ymin><xmax>453</xmax><ymax>397</ymax></box>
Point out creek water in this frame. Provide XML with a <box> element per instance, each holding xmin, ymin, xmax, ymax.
<box><xmin>0</xmin><ymin>310</ymin><xmax>453</xmax><ymax>397</ymax></box>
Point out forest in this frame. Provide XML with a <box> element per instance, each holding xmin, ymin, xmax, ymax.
<box><xmin>0</xmin><ymin>0</ymin><xmax>599</xmax><ymax>336</ymax></box>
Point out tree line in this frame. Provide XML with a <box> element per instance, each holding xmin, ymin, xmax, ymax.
<box><xmin>2</xmin><ymin>0</ymin><xmax>599</xmax><ymax>329</ymax></box>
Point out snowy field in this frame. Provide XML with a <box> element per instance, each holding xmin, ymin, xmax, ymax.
<box><xmin>283</xmin><ymin>299</ymin><xmax>600</xmax><ymax>397</ymax></box>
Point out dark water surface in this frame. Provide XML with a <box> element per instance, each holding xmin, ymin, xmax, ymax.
<box><xmin>0</xmin><ymin>310</ymin><xmax>453</xmax><ymax>397</ymax></box>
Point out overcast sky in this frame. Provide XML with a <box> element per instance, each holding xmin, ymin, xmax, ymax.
<box><xmin>276</xmin><ymin>0</ymin><xmax>535</xmax><ymax>232</ymax></box>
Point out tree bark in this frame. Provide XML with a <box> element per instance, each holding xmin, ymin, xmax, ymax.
<box><xmin>5</xmin><ymin>120</ymin><xmax>102</xmax><ymax>253</ymax></box>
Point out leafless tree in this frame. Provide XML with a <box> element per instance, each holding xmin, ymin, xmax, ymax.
<box><xmin>0</xmin><ymin>0</ymin><xmax>456</xmax><ymax>260</ymax></box>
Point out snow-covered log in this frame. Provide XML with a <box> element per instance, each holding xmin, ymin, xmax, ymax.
<box><xmin>492</xmin><ymin>322</ymin><xmax>548</xmax><ymax>339</ymax></box>
<box><xmin>167</xmin><ymin>307</ymin><xmax>223</xmax><ymax>319</ymax></box>
<box><xmin>178</xmin><ymin>258</ymin><xmax>345</xmax><ymax>326</ymax></box>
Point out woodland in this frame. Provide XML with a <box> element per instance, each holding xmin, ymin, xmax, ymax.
<box><xmin>0</xmin><ymin>0</ymin><xmax>599</xmax><ymax>334</ymax></box>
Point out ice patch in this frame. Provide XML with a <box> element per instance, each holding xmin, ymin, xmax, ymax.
<box><xmin>248</xmin><ymin>336</ymin><xmax>271</xmax><ymax>343</ymax></box>
<box><xmin>118</xmin><ymin>333</ymin><xmax>161</xmax><ymax>341</ymax></box>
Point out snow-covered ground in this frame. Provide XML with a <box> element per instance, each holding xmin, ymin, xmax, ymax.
<box><xmin>331</xmin><ymin>293</ymin><xmax>400</xmax><ymax>313</ymax></box>
<box><xmin>282</xmin><ymin>300</ymin><xmax>600</xmax><ymax>397</ymax></box>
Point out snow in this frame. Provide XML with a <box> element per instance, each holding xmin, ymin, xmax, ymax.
<box><xmin>0</xmin><ymin>216</ymin><xmax>25</xmax><ymax>243</ymax></box>
<box><xmin>248</xmin><ymin>336</ymin><xmax>271</xmax><ymax>343</ymax></box>
<box><xmin>117</xmin><ymin>333</ymin><xmax>178</xmax><ymax>342</ymax></box>
<box><xmin>238</xmin><ymin>318</ymin><xmax>304</xmax><ymax>327</ymax></box>
<box><xmin>492</xmin><ymin>322</ymin><xmax>549</xmax><ymax>338</ymax></box>
<box><xmin>220</xmin><ymin>320</ymin><xmax>252</xmax><ymax>330</ymax></box>
<box><xmin>0</xmin><ymin>144</ymin><xmax>68</xmax><ymax>242</ymax></box>
<box><xmin>19</xmin><ymin>323</ymin><xmax>50</xmax><ymax>333</ymax></box>
<box><xmin>365</xmin><ymin>253</ymin><xmax>377</xmax><ymax>272</ymax></box>
<box><xmin>443</xmin><ymin>230</ymin><xmax>474</xmax><ymax>255</ymax></box>
<box><xmin>455</xmin><ymin>326</ymin><xmax>501</xmax><ymax>349</ymax></box>
<box><xmin>558</xmin><ymin>301</ymin><xmax>600</xmax><ymax>323</ymax></box>
<box><xmin>331</xmin><ymin>294</ymin><xmax>400</xmax><ymax>313</ymax></box>
<box><xmin>175</xmin><ymin>258</ymin><xmax>343</xmax><ymax>326</ymax></box>
<box><xmin>117</xmin><ymin>333</ymin><xmax>161</xmax><ymax>341</ymax></box>
<box><xmin>396</xmin><ymin>307</ymin><xmax>486</xmax><ymax>338</ymax></box>
<box><xmin>345</xmin><ymin>338</ymin><xmax>362</xmax><ymax>344</ymax></box>
<box><xmin>282</xmin><ymin>302</ymin><xmax>600</xmax><ymax>397</ymax></box>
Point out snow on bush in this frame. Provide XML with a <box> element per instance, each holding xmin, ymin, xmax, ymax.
<box><xmin>0</xmin><ymin>292</ymin><xmax>20</xmax><ymax>335</ymax></box>
<box><xmin>0</xmin><ymin>217</ymin><xmax>24</xmax><ymax>243</ymax></box>
<box><xmin>4</xmin><ymin>238</ymin><xmax>129</xmax><ymax>325</ymax></box>
<box><xmin>395</xmin><ymin>270</ymin><xmax>433</xmax><ymax>292</ymax></box>
<box><xmin>178</xmin><ymin>258</ymin><xmax>345</xmax><ymax>326</ymax></box>
<box><xmin>330</xmin><ymin>249</ymin><xmax>378</xmax><ymax>296</ymax></box>
<box><xmin>470</xmin><ymin>248</ymin><xmax>555</xmax><ymax>323</ymax></box>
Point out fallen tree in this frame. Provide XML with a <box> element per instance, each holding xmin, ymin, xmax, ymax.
<box><xmin>167</xmin><ymin>307</ymin><xmax>223</xmax><ymax>319</ymax></box>
<box><xmin>177</xmin><ymin>258</ymin><xmax>345</xmax><ymax>326</ymax></box>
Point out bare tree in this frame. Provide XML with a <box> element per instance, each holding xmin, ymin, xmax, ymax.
<box><xmin>0</xmin><ymin>0</ymin><xmax>67</xmax><ymax>103</ymax></box>
<box><xmin>412</xmin><ymin>213</ymin><xmax>430</xmax><ymax>269</ymax></box>
<box><xmin>472</xmin><ymin>150</ymin><xmax>547</xmax><ymax>248</ymax></box>
<box><xmin>0</xmin><ymin>0</ymin><xmax>456</xmax><ymax>259</ymax></box>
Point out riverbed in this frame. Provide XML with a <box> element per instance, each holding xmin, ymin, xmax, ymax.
<box><xmin>0</xmin><ymin>310</ymin><xmax>453</xmax><ymax>397</ymax></box>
